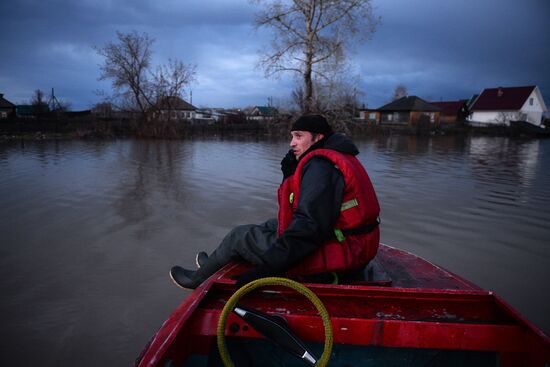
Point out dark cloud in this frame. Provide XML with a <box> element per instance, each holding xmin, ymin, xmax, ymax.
<box><xmin>1</xmin><ymin>0</ymin><xmax>548</xmax><ymax>110</ymax></box>
<box><xmin>359</xmin><ymin>0</ymin><xmax>550</xmax><ymax>106</ymax></box>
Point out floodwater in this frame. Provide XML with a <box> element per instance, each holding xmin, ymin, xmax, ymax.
<box><xmin>0</xmin><ymin>135</ymin><xmax>549</xmax><ymax>366</ymax></box>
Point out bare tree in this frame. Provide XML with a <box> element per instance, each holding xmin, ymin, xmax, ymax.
<box><xmin>95</xmin><ymin>31</ymin><xmax>196</xmax><ymax>119</ymax></box>
<box><xmin>495</xmin><ymin>111</ymin><xmax>524</xmax><ymax>125</ymax></box>
<box><xmin>253</xmin><ymin>0</ymin><xmax>379</xmax><ymax>113</ymax></box>
<box><xmin>152</xmin><ymin>59</ymin><xmax>197</xmax><ymax>107</ymax></box>
<box><xmin>31</xmin><ymin>89</ymin><xmax>45</xmax><ymax>104</ymax></box>
<box><xmin>31</xmin><ymin>89</ymin><xmax>49</xmax><ymax>115</ymax></box>
<box><xmin>392</xmin><ymin>84</ymin><xmax>408</xmax><ymax>101</ymax></box>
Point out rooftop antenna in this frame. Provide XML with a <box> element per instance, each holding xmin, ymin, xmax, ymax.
<box><xmin>190</xmin><ymin>90</ymin><xmax>193</xmax><ymax>105</ymax></box>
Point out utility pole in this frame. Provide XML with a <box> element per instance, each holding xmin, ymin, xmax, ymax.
<box><xmin>48</xmin><ymin>88</ymin><xmax>62</xmax><ymax>111</ymax></box>
<box><xmin>351</xmin><ymin>88</ymin><xmax>357</xmax><ymax>119</ymax></box>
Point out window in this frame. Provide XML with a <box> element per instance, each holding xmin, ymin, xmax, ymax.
<box><xmin>369</xmin><ymin>113</ymin><xmax>376</xmax><ymax>119</ymax></box>
<box><xmin>529</xmin><ymin>98</ymin><xmax>534</xmax><ymax>106</ymax></box>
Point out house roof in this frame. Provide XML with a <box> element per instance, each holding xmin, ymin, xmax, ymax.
<box><xmin>0</xmin><ymin>94</ymin><xmax>16</xmax><ymax>108</ymax></box>
<box><xmin>157</xmin><ymin>96</ymin><xmax>196</xmax><ymax>110</ymax></box>
<box><xmin>469</xmin><ymin>86</ymin><xmax>536</xmax><ymax>111</ymax></box>
<box><xmin>377</xmin><ymin>96</ymin><xmax>441</xmax><ymax>112</ymax></box>
<box><xmin>430</xmin><ymin>100</ymin><xmax>467</xmax><ymax>116</ymax></box>
<box><xmin>253</xmin><ymin>106</ymin><xmax>279</xmax><ymax>116</ymax></box>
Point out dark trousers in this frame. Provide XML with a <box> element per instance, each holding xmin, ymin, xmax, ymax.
<box><xmin>192</xmin><ymin>219</ymin><xmax>278</xmax><ymax>284</ymax></box>
<box><xmin>210</xmin><ymin>218</ymin><xmax>278</xmax><ymax>266</ymax></box>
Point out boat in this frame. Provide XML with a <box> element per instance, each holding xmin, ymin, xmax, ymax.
<box><xmin>135</xmin><ymin>244</ymin><xmax>550</xmax><ymax>366</ymax></box>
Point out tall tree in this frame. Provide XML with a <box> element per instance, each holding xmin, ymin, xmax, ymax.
<box><xmin>253</xmin><ymin>0</ymin><xmax>379</xmax><ymax>113</ymax></box>
<box><xmin>96</xmin><ymin>31</ymin><xmax>154</xmax><ymax>115</ymax></box>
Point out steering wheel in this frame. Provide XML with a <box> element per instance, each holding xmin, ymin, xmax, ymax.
<box><xmin>217</xmin><ymin>277</ymin><xmax>333</xmax><ymax>367</ymax></box>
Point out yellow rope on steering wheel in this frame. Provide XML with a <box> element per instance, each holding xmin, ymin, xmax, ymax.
<box><xmin>217</xmin><ymin>277</ymin><xmax>333</xmax><ymax>367</ymax></box>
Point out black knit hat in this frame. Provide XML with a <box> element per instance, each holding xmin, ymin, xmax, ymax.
<box><xmin>291</xmin><ymin>114</ymin><xmax>333</xmax><ymax>136</ymax></box>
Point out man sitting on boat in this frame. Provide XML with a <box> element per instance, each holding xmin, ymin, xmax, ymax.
<box><xmin>170</xmin><ymin>114</ymin><xmax>381</xmax><ymax>289</ymax></box>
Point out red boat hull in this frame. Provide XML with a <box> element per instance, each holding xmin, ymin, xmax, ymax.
<box><xmin>136</xmin><ymin>244</ymin><xmax>550</xmax><ymax>366</ymax></box>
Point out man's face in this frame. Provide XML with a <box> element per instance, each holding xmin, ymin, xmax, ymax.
<box><xmin>290</xmin><ymin>131</ymin><xmax>324</xmax><ymax>159</ymax></box>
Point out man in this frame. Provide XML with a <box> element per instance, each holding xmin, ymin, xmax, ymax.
<box><xmin>170</xmin><ymin>114</ymin><xmax>380</xmax><ymax>289</ymax></box>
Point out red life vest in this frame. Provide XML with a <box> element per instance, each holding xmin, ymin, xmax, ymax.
<box><xmin>277</xmin><ymin>148</ymin><xmax>380</xmax><ymax>276</ymax></box>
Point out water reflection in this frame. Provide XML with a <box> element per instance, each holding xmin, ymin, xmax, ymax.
<box><xmin>111</xmin><ymin>141</ymin><xmax>193</xmax><ymax>233</ymax></box>
<box><xmin>372</xmin><ymin>135</ymin><xmax>468</xmax><ymax>157</ymax></box>
<box><xmin>469</xmin><ymin>137</ymin><xmax>540</xmax><ymax>190</ymax></box>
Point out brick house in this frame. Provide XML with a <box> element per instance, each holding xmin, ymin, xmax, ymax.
<box><xmin>0</xmin><ymin>93</ymin><xmax>16</xmax><ymax>119</ymax></box>
<box><xmin>377</xmin><ymin>96</ymin><xmax>441</xmax><ymax>127</ymax></box>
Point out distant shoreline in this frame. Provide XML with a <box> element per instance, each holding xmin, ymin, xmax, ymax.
<box><xmin>1</xmin><ymin>117</ymin><xmax>548</xmax><ymax>140</ymax></box>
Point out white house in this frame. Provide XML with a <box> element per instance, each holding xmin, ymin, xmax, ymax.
<box><xmin>468</xmin><ymin>86</ymin><xmax>547</xmax><ymax>126</ymax></box>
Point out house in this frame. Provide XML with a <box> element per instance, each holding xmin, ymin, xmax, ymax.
<box><xmin>0</xmin><ymin>93</ymin><xmax>16</xmax><ymax>119</ymax></box>
<box><xmin>430</xmin><ymin>100</ymin><xmax>469</xmax><ymax>124</ymax></box>
<box><xmin>467</xmin><ymin>86</ymin><xmax>548</xmax><ymax>126</ymax></box>
<box><xmin>152</xmin><ymin>96</ymin><xmax>197</xmax><ymax>121</ymax></box>
<box><xmin>248</xmin><ymin>106</ymin><xmax>279</xmax><ymax>121</ymax></box>
<box><xmin>358</xmin><ymin>109</ymin><xmax>380</xmax><ymax>125</ymax></box>
<box><xmin>16</xmin><ymin>105</ymin><xmax>35</xmax><ymax>118</ymax></box>
<box><xmin>376</xmin><ymin>96</ymin><xmax>441</xmax><ymax>127</ymax></box>
<box><xmin>193</xmin><ymin>109</ymin><xmax>217</xmax><ymax>125</ymax></box>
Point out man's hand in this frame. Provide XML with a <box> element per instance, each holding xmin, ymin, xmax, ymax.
<box><xmin>280</xmin><ymin>149</ymin><xmax>298</xmax><ymax>179</ymax></box>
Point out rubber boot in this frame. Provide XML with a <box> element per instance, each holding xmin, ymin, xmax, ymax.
<box><xmin>170</xmin><ymin>254</ymin><xmax>222</xmax><ymax>290</ymax></box>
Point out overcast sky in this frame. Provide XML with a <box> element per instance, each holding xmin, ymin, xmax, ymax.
<box><xmin>1</xmin><ymin>0</ymin><xmax>549</xmax><ymax>110</ymax></box>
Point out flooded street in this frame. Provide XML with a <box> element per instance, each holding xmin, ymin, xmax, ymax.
<box><xmin>1</xmin><ymin>135</ymin><xmax>549</xmax><ymax>366</ymax></box>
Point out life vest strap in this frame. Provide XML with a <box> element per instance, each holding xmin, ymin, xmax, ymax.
<box><xmin>334</xmin><ymin>217</ymin><xmax>380</xmax><ymax>242</ymax></box>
